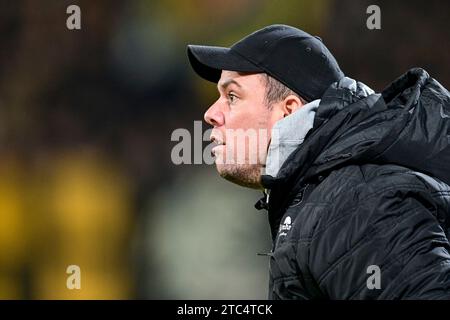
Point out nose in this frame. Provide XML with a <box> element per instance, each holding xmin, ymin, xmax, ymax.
<box><xmin>204</xmin><ymin>101</ymin><xmax>225</xmax><ymax>127</ymax></box>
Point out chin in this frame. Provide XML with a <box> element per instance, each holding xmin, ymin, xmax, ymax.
<box><xmin>215</xmin><ymin>163</ymin><xmax>263</xmax><ymax>190</ymax></box>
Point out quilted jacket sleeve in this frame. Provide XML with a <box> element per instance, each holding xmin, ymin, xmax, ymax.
<box><xmin>308</xmin><ymin>177</ymin><xmax>450</xmax><ymax>299</ymax></box>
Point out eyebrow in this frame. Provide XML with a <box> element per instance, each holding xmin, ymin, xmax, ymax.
<box><xmin>217</xmin><ymin>79</ymin><xmax>242</xmax><ymax>91</ymax></box>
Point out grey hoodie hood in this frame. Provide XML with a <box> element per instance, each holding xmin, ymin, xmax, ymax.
<box><xmin>265</xmin><ymin>99</ymin><xmax>321</xmax><ymax>178</ymax></box>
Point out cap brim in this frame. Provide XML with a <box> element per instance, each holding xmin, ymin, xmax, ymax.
<box><xmin>187</xmin><ymin>45</ymin><xmax>262</xmax><ymax>83</ymax></box>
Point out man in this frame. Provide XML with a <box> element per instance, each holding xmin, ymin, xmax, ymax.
<box><xmin>187</xmin><ymin>24</ymin><xmax>450</xmax><ymax>299</ymax></box>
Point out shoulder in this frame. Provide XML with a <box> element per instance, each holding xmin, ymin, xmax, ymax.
<box><xmin>306</xmin><ymin>162</ymin><xmax>447</xmax><ymax>257</ymax></box>
<box><xmin>290</xmin><ymin>163</ymin><xmax>427</xmax><ymax>238</ymax></box>
<box><xmin>304</xmin><ymin>162</ymin><xmax>443</xmax><ymax>258</ymax></box>
<box><xmin>308</xmin><ymin>163</ymin><xmax>431</xmax><ymax>212</ymax></box>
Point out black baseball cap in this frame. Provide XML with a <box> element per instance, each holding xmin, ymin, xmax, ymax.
<box><xmin>187</xmin><ymin>24</ymin><xmax>344</xmax><ymax>101</ymax></box>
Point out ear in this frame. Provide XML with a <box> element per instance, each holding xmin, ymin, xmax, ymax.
<box><xmin>281</xmin><ymin>95</ymin><xmax>304</xmax><ymax>117</ymax></box>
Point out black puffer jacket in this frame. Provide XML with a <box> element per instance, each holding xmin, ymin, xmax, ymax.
<box><xmin>260</xmin><ymin>68</ymin><xmax>450</xmax><ymax>299</ymax></box>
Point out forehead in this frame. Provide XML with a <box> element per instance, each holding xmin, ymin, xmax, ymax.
<box><xmin>218</xmin><ymin>70</ymin><xmax>265</xmax><ymax>89</ymax></box>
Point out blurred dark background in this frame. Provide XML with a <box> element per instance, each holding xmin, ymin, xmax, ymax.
<box><xmin>0</xmin><ymin>0</ymin><xmax>448</xmax><ymax>299</ymax></box>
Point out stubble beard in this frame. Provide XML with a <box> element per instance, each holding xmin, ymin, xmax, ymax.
<box><xmin>216</xmin><ymin>162</ymin><xmax>264</xmax><ymax>190</ymax></box>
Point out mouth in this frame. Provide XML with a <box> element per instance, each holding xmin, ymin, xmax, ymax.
<box><xmin>212</xmin><ymin>144</ymin><xmax>225</xmax><ymax>153</ymax></box>
<box><xmin>211</xmin><ymin>137</ymin><xmax>225</xmax><ymax>156</ymax></box>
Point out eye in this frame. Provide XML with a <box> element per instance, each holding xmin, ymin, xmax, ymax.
<box><xmin>228</xmin><ymin>92</ymin><xmax>238</xmax><ymax>104</ymax></box>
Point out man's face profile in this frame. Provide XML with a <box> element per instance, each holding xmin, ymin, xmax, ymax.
<box><xmin>204</xmin><ymin>70</ymin><xmax>300</xmax><ymax>189</ymax></box>
<box><xmin>204</xmin><ymin>71</ymin><xmax>271</xmax><ymax>189</ymax></box>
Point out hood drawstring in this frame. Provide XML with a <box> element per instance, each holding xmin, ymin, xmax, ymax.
<box><xmin>255</xmin><ymin>190</ymin><xmax>269</xmax><ymax>211</ymax></box>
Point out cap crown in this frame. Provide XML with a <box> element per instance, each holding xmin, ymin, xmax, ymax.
<box><xmin>231</xmin><ymin>25</ymin><xmax>344</xmax><ymax>101</ymax></box>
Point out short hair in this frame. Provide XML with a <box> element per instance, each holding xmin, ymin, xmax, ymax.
<box><xmin>260</xmin><ymin>74</ymin><xmax>308</xmax><ymax>107</ymax></box>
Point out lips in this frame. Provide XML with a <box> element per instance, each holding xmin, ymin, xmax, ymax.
<box><xmin>211</xmin><ymin>144</ymin><xmax>225</xmax><ymax>156</ymax></box>
<box><xmin>210</xmin><ymin>136</ymin><xmax>225</xmax><ymax>156</ymax></box>
<box><xmin>211</xmin><ymin>135</ymin><xmax>225</xmax><ymax>146</ymax></box>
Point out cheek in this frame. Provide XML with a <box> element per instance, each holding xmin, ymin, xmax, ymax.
<box><xmin>225</xmin><ymin>105</ymin><xmax>272</xmax><ymax>161</ymax></box>
<box><xmin>227</xmin><ymin>104</ymin><xmax>270</xmax><ymax>130</ymax></box>
<box><xmin>229</xmin><ymin>107</ymin><xmax>271</xmax><ymax>149</ymax></box>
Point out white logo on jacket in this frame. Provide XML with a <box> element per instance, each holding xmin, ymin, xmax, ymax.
<box><xmin>278</xmin><ymin>216</ymin><xmax>292</xmax><ymax>237</ymax></box>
